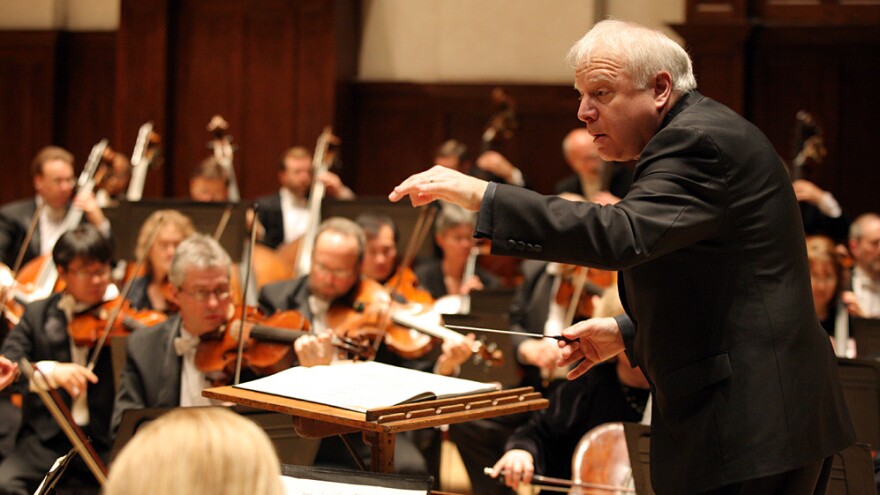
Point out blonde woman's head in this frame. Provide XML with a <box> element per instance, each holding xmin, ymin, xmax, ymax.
<box><xmin>105</xmin><ymin>407</ymin><xmax>283</xmax><ymax>495</ymax></box>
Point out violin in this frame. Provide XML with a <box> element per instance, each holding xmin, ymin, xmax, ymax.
<box><xmin>554</xmin><ymin>264</ymin><xmax>615</xmax><ymax>322</ymax></box>
<box><xmin>194</xmin><ymin>305</ymin><xmax>377</xmax><ymax>386</ymax></box>
<box><xmin>68</xmin><ymin>297</ymin><xmax>167</xmax><ymax>348</ymax></box>
<box><xmin>327</xmin><ymin>278</ymin><xmax>436</xmax><ymax>360</ymax></box>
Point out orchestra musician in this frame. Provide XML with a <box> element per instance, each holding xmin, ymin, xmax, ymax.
<box><xmin>355</xmin><ymin>212</ymin><xmax>401</xmax><ymax>285</ymax></box>
<box><xmin>491</xmin><ymin>287</ymin><xmax>650</xmax><ymax>491</ymax></box>
<box><xmin>390</xmin><ymin>19</ymin><xmax>854</xmax><ymax>494</ymax></box>
<box><xmin>112</xmin><ymin>234</ymin><xmax>234</xmax><ymax>433</ymax></box>
<box><xmin>254</xmin><ymin>146</ymin><xmax>354</xmax><ymax>251</ymax></box>
<box><xmin>105</xmin><ymin>407</ymin><xmax>284</xmax><ymax>495</ymax></box>
<box><xmin>0</xmin><ymin>224</ymin><xmax>117</xmax><ymax>495</ymax></box>
<box><xmin>125</xmin><ymin>209</ymin><xmax>196</xmax><ymax>312</ymax></box>
<box><xmin>188</xmin><ymin>157</ymin><xmax>230</xmax><ymax>203</ymax></box>
<box><xmin>554</xmin><ymin>127</ymin><xmax>632</xmax><ymax>205</ymax></box>
<box><xmin>415</xmin><ymin>203</ymin><xmax>499</xmax><ymax>300</ymax></box>
<box><xmin>257</xmin><ymin>217</ymin><xmax>472</xmax><ymax>475</ymax></box>
<box><xmin>0</xmin><ymin>146</ymin><xmax>110</xmax><ymax>268</ymax></box>
<box><xmin>841</xmin><ymin>212</ymin><xmax>880</xmax><ymax>318</ymax></box>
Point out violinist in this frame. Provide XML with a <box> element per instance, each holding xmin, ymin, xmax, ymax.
<box><xmin>254</xmin><ymin>146</ymin><xmax>355</xmax><ymax>251</ymax></box>
<box><xmin>125</xmin><ymin>209</ymin><xmax>196</xmax><ymax>312</ymax></box>
<box><xmin>0</xmin><ymin>146</ymin><xmax>110</xmax><ymax>268</ymax></box>
<box><xmin>415</xmin><ymin>203</ymin><xmax>499</xmax><ymax>300</ymax></box>
<box><xmin>112</xmin><ymin>234</ymin><xmax>233</xmax><ymax>433</ymax></box>
<box><xmin>490</xmin><ymin>287</ymin><xmax>649</xmax><ymax>492</ymax></box>
<box><xmin>355</xmin><ymin>212</ymin><xmax>401</xmax><ymax>285</ymax></box>
<box><xmin>0</xmin><ymin>224</ymin><xmax>116</xmax><ymax>495</ymax></box>
<box><xmin>94</xmin><ymin>152</ymin><xmax>132</xmax><ymax>208</ymax></box>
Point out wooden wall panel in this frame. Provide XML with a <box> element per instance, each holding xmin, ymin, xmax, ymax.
<box><xmin>58</xmin><ymin>32</ymin><xmax>116</xmax><ymax>169</ymax></box>
<box><xmin>114</xmin><ymin>0</ymin><xmax>170</xmax><ymax>199</ymax></box>
<box><xmin>0</xmin><ymin>32</ymin><xmax>58</xmax><ymax>202</ymax></box>
<box><xmin>0</xmin><ymin>32</ymin><xmax>114</xmax><ymax>203</ymax></box>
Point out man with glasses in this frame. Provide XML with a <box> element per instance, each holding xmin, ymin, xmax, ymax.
<box><xmin>0</xmin><ymin>224</ymin><xmax>117</xmax><ymax>494</ymax></box>
<box><xmin>112</xmin><ymin>234</ymin><xmax>233</xmax><ymax>434</ymax></box>
<box><xmin>0</xmin><ymin>146</ymin><xmax>110</xmax><ymax>268</ymax></box>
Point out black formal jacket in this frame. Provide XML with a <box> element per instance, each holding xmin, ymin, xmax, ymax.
<box><xmin>1</xmin><ymin>293</ymin><xmax>116</xmax><ymax>452</ymax></box>
<box><xmin>413</xmin><ymin>258</ymin><xmax>500</xmax><ymax>300</ymax></box>
<box><xmin>111</xmin><ymin>315</ymin><xmax>183</xmax><ymax>433</ymax></box>
<box><xmin>478</xmin><ymin>92</ymin><xmax>855</xmax><ymax>493</ymax></box>
<box><xmin>0</xmin><ymin>198</ymin><xmax>40</xmax><ymax>267</ymax></box>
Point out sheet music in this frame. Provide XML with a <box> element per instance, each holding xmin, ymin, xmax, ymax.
<box><xmin>236</xmin><ymin>360</ymin><xmax>498</xmax><ymax>413</ymax></box>
<box><xmin>281</xmin><ymin>476</ymin><xmax>425</xmax><ymax>495</ymax></box>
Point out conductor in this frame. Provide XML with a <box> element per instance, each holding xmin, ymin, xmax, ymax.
<box><xmin>389</xmin><ymin>20</ymin><xmax>854</xmax><ymax>495</ymax></box>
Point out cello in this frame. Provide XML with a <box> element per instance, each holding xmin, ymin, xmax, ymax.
<box><xmin>15</xmin><ymin>140</ymin><xmax>112</xmax><ymax>305</ymax></box>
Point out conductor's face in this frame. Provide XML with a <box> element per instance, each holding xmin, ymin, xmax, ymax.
<box><xmin>575</xmin><ymin>50</ymin><xmax>669</xmax><ymax>162</ymax></box>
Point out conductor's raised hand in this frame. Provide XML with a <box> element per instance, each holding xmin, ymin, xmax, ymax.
<box><xmin>558</xmin><ymin>317</ymin><xmax>625</xmax><ymax>380</ymax></box>
<box><xmin>388</xmin><ymin>165</ymin><xmax>488</xmax><ymax>211</ymax></box>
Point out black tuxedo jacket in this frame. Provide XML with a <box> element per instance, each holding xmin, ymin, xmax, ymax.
<box><xmin>0</xmin><ymin>198</ymin><xmax>40</xmax><ymax>267</ymax></box>
<box><xmin>1</xmin><ymin>293</ymin><xmax>116</xmax><ymax>451</ymax></box>
<box><xmin>254</xmin><ymin>192</ymin><xmax>285</xmax><ymax>249</ymax></box>
<box><xmin>111</xmin><ymin>315</ymin><xmax>183</xmax><ymax>433</ymax></box>
<box><xmin>479</xmin><ymin>92</ymin><xmax>854</xmax><ymax>493</ymax></box>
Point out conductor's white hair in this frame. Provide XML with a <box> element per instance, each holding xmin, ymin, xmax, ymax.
<box><xmin>567</xmin><ymin>20</ymin><xmax>697</xmax><ymax>94</ymax></box>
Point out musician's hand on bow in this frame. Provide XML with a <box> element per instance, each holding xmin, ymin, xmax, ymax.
<box><xmin>491</xmin><ymin>449</ymin><xmax>535</xmax><ymax>489</ymax></box>
<box><xmin>388</xmin><ymin>165</ymin><xmax>488</xmax><ymax>210</ymax></box>
<box><xmin>558</xmin><ymin>317</ymin><xmax>625</xmax><ymax>380</ymax></box>
<box><xmin>792</xmin><ymin>179</ymin><xmax>826</xmax><ymax>206</ymax></box>
<box><xmin>0</xmin><ymin>356</ymin><xmax>19</xmax><ymax>391</ymax></box>
<box><xmin>436</xmin><ymin>333</ymin><xmax>475</xmax><ymax>376</ymax></box>
<box><xmin>318</xmin><ymin>171</ymin><xmax>355</xmax><ymax>200</ymax></box>
<box><xmin>294</xmin><ymin>333</ymin><xmax>334</xmax><ymax>367</ymax></box>
<box><xmin>52</xmin><ymin>363</ymin><xmax>98</xmax><ymax>399</ymax></box>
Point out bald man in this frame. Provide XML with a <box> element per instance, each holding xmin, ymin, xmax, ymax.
<box><xmin>553</xmin><ymin>128</ymin><xmax>632</xmax><ymax>205</ymax></box>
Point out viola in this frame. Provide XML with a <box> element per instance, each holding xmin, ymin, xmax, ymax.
<box><xmin>327</xmin><ymin>278</ymin><xmax>436</xmax><ymax>360</ymax></box>
<box><xmin>68</xmin><ymin>297</ymin><xmax>167</xmax><ymax>348</ymax></box>
<box><xmin>554</xmin><ymin>265</ymin><xmax>615</xmax><ymax>321</ymax></box>
<box><xmin>194</xmin><ymin>306</ymin><xmax>374</xmax><ymax>386</ymax></box>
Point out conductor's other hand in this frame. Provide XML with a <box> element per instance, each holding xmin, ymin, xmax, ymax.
<box><xmin>558</xmin><ymin>317</ymin><xmax>625</xmax><ymax>380</ymax></box>
<box><xmin>294</xmin><ymin>333</ymin><xmax>334</xmax><ymax>368</ymax></box>
<box><xmin>388</xmin><ymin>165</ymin><xmax>488</xmax><ymax>210</ymax></box>
<box><xmin>490</xmin><ymin>449</ymin><xmax>535</xmax><ymax>489</ymax></box>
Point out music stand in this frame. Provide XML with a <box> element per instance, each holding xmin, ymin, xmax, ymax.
<box><xmin>280</xmin><ymin>464</ymin><xmax>432</xmax><ymax>494</ymax></box>
<box><xmin>468</xmin><ymin>287</ymin><xmax>516</xmax><ymax>315</ymax></box>
<box><xmin>851</xmin><ymin>317</ymin><xmax>880</xmax><ymax>359</ymax></box>
<box><xmin>111</xmin><ymin>406</ymin><xmax>320</xmax><ymax>466</ymax></box>
<box><xmin>836</xmin><ymin>357</ymin><xmax>880</xmax><ymax>449</ymax></box>
<box><xmin>103</xmin><ymin>199</ymin><xmax>248</xmax><ymax>262</ymax></box>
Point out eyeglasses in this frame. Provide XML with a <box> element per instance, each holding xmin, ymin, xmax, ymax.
<box><xmin>312</xmin><ymin>261</ymin><xmax>357</xmax><ymax>279</ymax></box>
<box><xmin>179</xmin><ymin>287</ymin><xmax>231</xmax><ymax>302</ymax></box>
<box><xmin>67</xmin><ymin>266</ymin><xmax>111</xmax><ymax>280</ymax></box>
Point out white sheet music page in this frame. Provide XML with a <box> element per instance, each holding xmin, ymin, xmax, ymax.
<box><xmin>281</xmin><ymin>475</ymin><xmax>425</xmax><ymax>495</ymax></box>
<box><xmin>235</xmin><ymin>360</ymin><xmax>498</xmax><ymax>412</ymax></box>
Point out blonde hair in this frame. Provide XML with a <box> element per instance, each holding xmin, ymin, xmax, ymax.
<box><xmin>105</xmin><ymin>407</ymin><xmax>283</xmax><ymax>495</ymax></box>
<box><xmin>134</xmin><ymin>209</ymin><xmax>196</xmax><ymax>272</ymax></box>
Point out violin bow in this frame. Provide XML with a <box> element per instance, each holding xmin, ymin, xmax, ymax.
<box><xmin>86</xmin><ymin>215</ymin><xmax>165</xmax><ymax>371</ymax></box>
<box><xmin>371</xmin><ymin>205</ymin><xmax>438</xmax><ymax>356</ymax></box>
<box><xmin>233</xmin><ymin>203</ymin><xmax>261</xmax><ymax>385</ymax></box>
<box><xmin>483</xmin><ymin>467</ymin><xmax>635</xmax><ymax>493</ymax></box>
<box><xmin>20</xmin><ymin>358</ymin><xmax>108</xmax><ymax>485</ymax></box>
<box><xmin>0</xmin><ymin>202</ymin><xmax>47</xmax><ymax>324</ymax></box>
